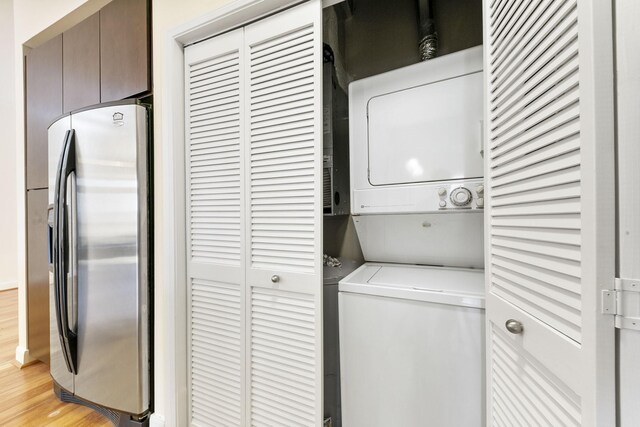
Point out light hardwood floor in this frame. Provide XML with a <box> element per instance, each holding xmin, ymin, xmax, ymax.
<box><xmin>0</xmin><ymin>288</ymin><xmax>112</xmax><ymax>426</ymax></box>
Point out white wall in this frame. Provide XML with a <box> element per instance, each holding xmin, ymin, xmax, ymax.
<box><xmin>0</xmin><ymin>0</ymin><xmax>17</xmax><ymax>292</ymax></box>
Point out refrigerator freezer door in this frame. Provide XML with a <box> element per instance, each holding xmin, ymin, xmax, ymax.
<box><xmin>71</xmin><ymin>104</ymin><xmax>149</xmax><ymax>415</ymax></box>
<box><xmin>48</xmin><ymin>115</ymin><xmax>74</xmax><ymax>392</ymax></box>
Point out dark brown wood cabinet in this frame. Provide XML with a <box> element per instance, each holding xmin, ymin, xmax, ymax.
<box><xmin>25</xmin><ymin>34</ymin><xmax>62</xmax><ymax>365</ymax></box>
<box><xmin>63</xmin><ymin>12</ymin><xmax>100</xmax><ymax>113</ymax></box>
<box><xmin>25</xmin><ymin>35</ymin><xmax>62</xmax><ymax>190</ymax></box>
<box><xmin>26</xmin><ymin>189</ymin><xmax>50</xmax><ymax>364</ymax></box>
<box><xmin>100</xmin><ymin>0</ymin><xmax>151</xmax><ymax>102</ymax></box>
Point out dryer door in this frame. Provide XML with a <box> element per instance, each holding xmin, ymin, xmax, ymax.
<box><xmin>367</xmin><ymin>71</ymin><xmax>483</xmax><ymax>186</ymax></box>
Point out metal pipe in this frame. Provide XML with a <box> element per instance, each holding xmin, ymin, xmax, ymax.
<box><xmin>418</xmin><ymin>0</ymin><xmax>438</xmax><ymax>60</ymax></box>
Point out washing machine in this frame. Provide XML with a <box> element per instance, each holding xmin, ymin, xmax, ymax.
<box><xmin>339</xmin><ymin>263</ymin><xmax>484</xmax><ymax>426</ymax></box>
<box><xmin>324</xmin><ymin>259</ymin><xmax>360</xmax><ymax>427</ymax></box>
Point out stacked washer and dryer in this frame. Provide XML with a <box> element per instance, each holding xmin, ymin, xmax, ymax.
<box><xmin>339</xmin><ymin>46</ymin><xmax>486</xmax><ymax>426</ymax></box>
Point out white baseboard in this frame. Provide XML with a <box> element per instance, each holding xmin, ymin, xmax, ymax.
<box><xmin>0</xmin><ymin>281</ymin><xmax>17</xmax><ymax>291</ymax></box>
<box><xmin>14</xmin><ymin>345</ymin><xmax>36</xmax><ymax>367</ymax></box>
<box><xmin>149</xmin><ymin>413</ymin><xmax>166</xmax><ymax>427</ymax></box>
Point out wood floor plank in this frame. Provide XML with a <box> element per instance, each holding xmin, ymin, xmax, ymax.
<box><xmin>0</xmin><ymin>289</ymin><xmax>112</xmax><ymax>426</ymax></box>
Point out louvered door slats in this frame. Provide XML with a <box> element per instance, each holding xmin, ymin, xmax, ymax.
<box><xmin>190</xmin><ymin>280</ymin><xmax>242</xmax><ymax>426</ymax></box>
<box><xmin>253</xmin><ymin>107</ymin><xmax>314</xmax><ymax>126</ymax></box>
<box><xmin>490</xmin><ymin>0</ymin><xmax>509</xmax><ymax>26</ymax></box>
<box><xmin>191</xmin><ymin>79</ymin><xmax>240</xmax><ymax>98</ymax></box>
<box><xmin>191</xmin><ymin>116</ymin><xmax>240</xmax><ymax>131</ymax></box>
<box><xmin>251</xmin><ymin>88</ymin><xmax>315</xmax><ymax>111</ymax></box>
<box><xmin>492</xmin><ymin>67</ymin><xmax>579</xmax><ymax>134</ymax></box>
<box><xmin>491</xmin><ymin>106</ymin><xmax>580</xmax><ymax>161</ymax></box>
<box><xmin>492</xmin><ymin>122</ymin><xmax>579</xmax><ymax>164</ymax></box>
<box><xmin>491</xmin><ymin>2</ymin><xmax>552</xmax><ymax>73</ymax></box>
<box><xmin>491</xmin><ymin>226</ymin><xmax>580</xmax><ymax>246</ymax></box>
<box><xmin>252</xmin><ymin>149</ymin><xmax>314</xmax><ymax>164</ymax></box>
<box><xmin>491</xmin><ymin>262</ymin><xmax>580</xmax><ymax>307</ymax></box>
<box><xmin>492</xmin><ymin>130</ymin><xmax>579</xmax><ymax>175</ymax></box>
<box><xmin>491</xmin><ymin>1</ymin><xmax>571</xmax><ymax>76</ymax></box>
<box><xmin>245</xmin><ymin>3</ymin><xmax>322</xmax><ymax>424</ymax></box>
<box><xmin>492</xmin><ymin>167</ymin><xmax>580</xmax><ymax>199</ymax></box>
<box><xmin>488</xmin><ymin>0</ymin><xmax>582</xmax><ymax>344</ymax></box>
<box><xmin>252</xmin><ymin>46</ymin><xmax>314</xmax><ymax>73</ymax></box>
<box><xmin>186</xmin><ymin>29</ymin><xmax>246</xmax><ymax>427</ymax></box>
<box><xmin>490</xmin><ymin>279</ymin><xmax>580</xmax><ymax>331</ymax></box>
<box><xmin>491</xmin><ymin>1</ymin><xmax>534</xmax><ymax>55</ymax></box>
<box><xmin>192</xmin><ymin>102</ymin><xmax>240</xmax><ymax>118</ymax></box>
<box><xmin>492</xmin><ymin>214</ymin><xmax>580</xmax><ymax>229</ymax></box>
<box><xmin>491</xmin><ymin>0</ymin><xmax>517</xmax><ymax>39</ymax></box>
<box><xmin>486</xmin><ymin>0</ymin><xmax>616</xmax><ymax>424</ymax></box>
<box><xmin>252</xmin><ymin>27</ymin><xmax>313</xmax><ymax>55</ymax></box>
<box><xmin>492</xmin><ymin>4</ymin><xmax>576</xmax><ymax>94</ymax></box>
<box><xmin>491</xmin><ymin>327</ymin><xmax>581</xmax><ymax>426</ymax></box>
<box><xmin>186</xmin><ymin>3</ymin><xmax>322</xmax><ymax>425</ymax></box>
<box><xmin>492</xmin><ymin>85</ymin><xmax>579</xmax><ymax>149</ymax></box>
<box><xmin>252</xmin><ymin>112</ymin><xmax>315</xmax><ymax>131</ymax></box>
<box><xmin>250</xmin><ymin>287</ymin><xmax>317</xmax><ymax>426</ymax></box>
<box><xmin>251</xmin><ymin>65</ymin><xmax>315</xmax><ymax>91</ymax></box>
<box><xmin>191</xmin><ymin>87</ymin><xmax>240</xmax><ymax>104</ymax></box>
<box><xmin>493</xmin><ymin>255</ymin><xmax>580</xmax><ymax>296</ymax></box>
<box><xmin>492</xmin><ymin>245</ymin><xmax>580</xmax><ymax>277</ymax></box>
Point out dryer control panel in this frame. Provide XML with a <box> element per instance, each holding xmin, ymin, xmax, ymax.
<box><xmin>352</xmin><ymin>178</ymin><xmax>484</xmax><ymax>214</ymax></box>
<box><xmin>437</xmin><ymin>184</ymin><xmax>484</xmax><ymax>210</ymax></box>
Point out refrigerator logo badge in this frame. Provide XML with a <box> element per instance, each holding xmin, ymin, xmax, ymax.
<box><xmin>113</xmin><ymin>112</ymin><xmax>124</xmax><ymax>126</ymax></box>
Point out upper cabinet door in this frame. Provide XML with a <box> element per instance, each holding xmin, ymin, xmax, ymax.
<box><xmin>244</xmin><ymin>1</ymin><xmax>324</xmax><ymax>425</ymax></box>
<box><xmin>63</xmin><ymin>12</ymin><xmax>100</xmax><ymax>113</ymax></box>
<box><xmin>26</xmin><ymin>34</ymin><xmax>62</xmax><ymax>190</ymax></box>
<box><xmin>484</xmin><ymin>1</ymin><xmax>616</xmax><ymax>426</ymax></box>
<box><xmin>100</xmin><ymin>0</ymin><xmax>150</xmax><ymax>102</ymax></box>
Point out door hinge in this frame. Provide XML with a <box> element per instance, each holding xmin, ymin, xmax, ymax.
<box><xmin>602</xmin><ymin>278</ymin><xmax>640</xmax><ymax>330</ymax></box>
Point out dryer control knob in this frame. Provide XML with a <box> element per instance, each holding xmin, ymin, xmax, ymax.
<box><xmin>437</xmin><ymin>187</ymin><xmax>447</xmax><ymax>197</ymax></box>
<box><xmin>450</xmin><ymin>187</ymin><xmax>472</xmax><ymax>206</ymax></box>
<box><xmin>476</xmin><ymin>185</ymin><xmax>484</xmax><ymax>195</ymax></box>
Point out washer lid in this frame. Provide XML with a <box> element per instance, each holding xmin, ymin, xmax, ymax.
<box><xmin>339</xmin><ymin>263</ymin><xmax>485</xmax><ymax>308</ymax></box>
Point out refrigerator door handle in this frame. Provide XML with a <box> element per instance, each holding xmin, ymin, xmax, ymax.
<box><xmin>53</xmin><ymin>129</ymin><xmax>78</xmax><ymax>374</ymax></box>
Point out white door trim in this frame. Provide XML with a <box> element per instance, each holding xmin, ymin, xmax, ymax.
<box><xmin>158</xmin><ymin>1</ymin><xmax>306</xmax><ymax>425</ymax></box>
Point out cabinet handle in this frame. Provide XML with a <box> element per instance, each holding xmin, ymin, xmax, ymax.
<box><xmin>505</xmin><ymin>319</ymin><xmax>523</xmax><ymax>334</ymax></box>
<box><xmin>271</xmin><ymin>275</ymin><xmax>280</xmax><ymax>283</ymax></box>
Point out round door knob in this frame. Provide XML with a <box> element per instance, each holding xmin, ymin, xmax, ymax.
<box><xmin>505</xmin><ymin>319</ymin><xmax>524</xmax><ymax>334</ymax></box>
<box><xmin>450</xmin><ymin>187</ymin><xmax>472</xmax><ymax>206</ymax></box>
<box><xmin>271</xmin><ymin>275</ymin><xmax>280</xmax><ymax>283</ymax></box>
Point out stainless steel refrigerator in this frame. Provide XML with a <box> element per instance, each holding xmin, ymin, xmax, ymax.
<box><xmin>47</xmin><ymin>100</ymin><xmax>152</xmax><ymax>426</ymax></box>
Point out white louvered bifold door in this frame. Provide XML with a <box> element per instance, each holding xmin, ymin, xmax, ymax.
<box><xmin>244</xmin><ymin>1</ymin><xmax>324</xmax><ymax>425</ymax></box>
<box><xmin>185</xmin><ymin>29</ymin><xmax>247</xmax><ymax>426</ymax></box>
<box><xmin>484</xmin><ymin>1</ymin><xmax>615</xmax><ymax>426</ymax></box>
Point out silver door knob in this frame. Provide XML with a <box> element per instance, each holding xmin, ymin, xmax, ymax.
<box><xmin>271</xmin><ymin>275</ymin><xmax>280</xmax><ymax>283</ymax></box>
<box><xmin>505</xmin><ymin>319</ymin><xmax>523</xmax><ymax>334</ymax></box>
